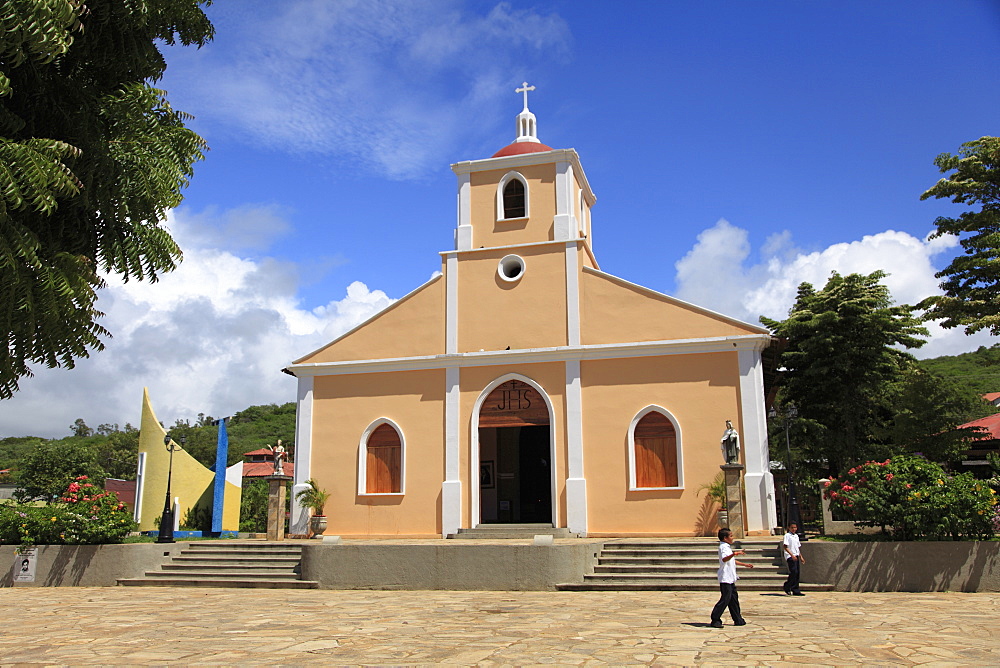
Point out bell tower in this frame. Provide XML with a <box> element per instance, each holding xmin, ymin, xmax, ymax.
<box><xmin>451</xmin><ymin>83</ymin><xmax>596</xmax><ymax>253</ymax></box>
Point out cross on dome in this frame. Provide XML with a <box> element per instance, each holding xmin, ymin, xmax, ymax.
<box><xmin>513</xmin><ymin>81</ymin><xmax>539</xmax><ymax>144</ymax></box>
<box><xmin>516</xmin><ymin>81</ymin><xmax>535</xmax><ymax>111</ymax></box>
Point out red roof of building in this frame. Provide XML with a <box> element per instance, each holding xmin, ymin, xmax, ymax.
<box><xmin>243</xmin><ymin>448</ymin><xmax>275</xmax><ymax>457</ymax></box>
<box><xmin>983</xmin><ymin>392</ymin><xmax>1000</xmax><ymax>403</ymax></box>
<box><xmin>492</xmin><ymin>141</ymin><xmax>554</xmax><ymax>158</ymax></box>
<box><xmin>958</xmin><ymin>412</ymin><xmax>1000</xmax><ymax>441</ymax></box>
<box><xmin>242</xmin><ymin>461</ymin><xmax>295</xmax><ymax>478</ymax></box>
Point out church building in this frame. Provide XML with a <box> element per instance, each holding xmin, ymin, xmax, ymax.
<box><xmin>285</xmin><ymin>86</ymin><xmax>777</xmax><ymax>538</ymax></box>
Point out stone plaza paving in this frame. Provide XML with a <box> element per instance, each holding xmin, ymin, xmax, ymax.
<box><xmin>0</xmin><ymin>587</ymin><xmax>998</xmax><ymax>665</ymax></box>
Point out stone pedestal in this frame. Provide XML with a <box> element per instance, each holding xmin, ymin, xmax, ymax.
<box><xmin>266</xmin><ymin>475</ymin><xmax>292</xmax><ymax>541</ymax></box>
<box><xmin>721</xmin><ymin>463</ymin><xmax>745</xmax><ymax>539</ymax></box>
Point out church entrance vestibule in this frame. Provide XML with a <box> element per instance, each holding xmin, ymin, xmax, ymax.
<box><xmin>477</xmin><ymin>380</ymin><xmax>552</xmax><ymax>524</ymax></box>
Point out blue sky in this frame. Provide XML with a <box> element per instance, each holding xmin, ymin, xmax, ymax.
<box><xmin>3</xmin><ymin>0</ymin><xmax>999</xmax><ymax>438</ymax></box>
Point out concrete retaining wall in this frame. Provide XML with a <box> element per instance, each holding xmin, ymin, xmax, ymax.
<box><xmin>801</xmin><ymin>540</ymin><xmax>1000</xmax><ymax>592</ymax></box>
<box><xmin>0</xmin><ymin>543</ymin><xmax>181</xmax><ymax>587</ymax></box>
<box><xmin>300</xmin><ymin>542</ymin><xmax>603</xmax><ymax>590</ymax></box>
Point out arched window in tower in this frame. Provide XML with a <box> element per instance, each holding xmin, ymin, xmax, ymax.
<box><xmin>630</xmin><ymin>409</ymin><xmax>681</xmax><ymax>489</ymax></box>
<box><xmin>360</xmin><ymin>421</ymin><xmax>404</xmax><ymax>494</ymax></box>
<box><xmin>503</xmin><ymin>178</ymin><xmax>526</xmax><ymax>219</ymax></box>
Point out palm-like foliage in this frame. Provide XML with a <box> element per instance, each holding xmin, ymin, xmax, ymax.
<box><xmin>0</xmin><ymin>0</ymin><xmax>213</xmax><ymax>398</ymax></box>
<box><xmin>296</xmin><ymin>479</ymin><xmax>331</xmax><ymax>516</ymax></box>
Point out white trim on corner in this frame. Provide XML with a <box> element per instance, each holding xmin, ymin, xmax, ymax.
<box><xmin>565</xmin><ymin>242</ymin><xmax>580</xmax><ymax>347</ymax></box>
<box><xmin>446</xmin><ymin>254</ymin><xmax>458</xmax><ymax>354</ymax></box>
<box><xmin>357</xmin><ymin>417</ymin><xmax>406</xmax><ymax>496</ymax></box>
<box><xmin>470</xmin><ymin>373</ymin><xmax>558</xmax><ymax>528</ymax></box>
<box><xmin>626</xmin><ymin>405</ymin><xmax>685</xmax><ymax>491</ymax></box>
<box><xmin>496</xmin><ymin>171</ymin><xmax>530</xmax><ymax>222</ymax></box>
<box><xmin>451</xmin><ymin>148</ymin><xmax>596</xmax><ymax>208</ymax></box>
<box><xmin>287</xmin><ymin>334</ymin><xmax>771</xmax><ymax>377</ymax></box>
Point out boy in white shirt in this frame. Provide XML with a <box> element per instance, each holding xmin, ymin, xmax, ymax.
<box><xmin>710</xmin><ymin>528</ymin><xmax>754</xmax><ymax>628</ymax></box>
<box><xmin>782</xmin><ymin>522</ymin><xmax>805</xmax><ymax>596</ymax></box>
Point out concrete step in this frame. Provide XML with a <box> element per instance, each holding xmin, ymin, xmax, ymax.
<box><xmin>171</xmin><ymin>556</ymin><xmax>302</xmax><ymax>566</ymax></box>
<box><xmin>448</xmin><ymin>524</ymin><xmax>577</xmax><ymax>539</ymax></box>
<box><xmin>118</xmin><ymin>577</ymin><xmax>319</xmax><ymax>589</ymax></box>
<box><xmin>117</xmin><ymin>541</ymin><xmax>313</xmax><ymax>590</ymax></box>
<box><xmin>143</xmin><ymin>570</ymin><xmax>301</xmax><ymax>580</ymax></box>
<box><xmin>161</xmin><ymin>563</ymin><xmax>300</xmax><ymax>573</ymax></box>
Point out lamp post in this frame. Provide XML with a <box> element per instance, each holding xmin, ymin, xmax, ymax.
<box><xmin>769</xmin><ymin>404</ymin><xmax>802</xmax><ymax>539</ymax></box>
<box><xmin>158</xmin><ymin>433</ymin><xmax>184</xmax><ymax>543</ymax></box>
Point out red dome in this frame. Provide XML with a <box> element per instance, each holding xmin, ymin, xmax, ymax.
<box><xmin>491</xmin><ymin>141</ymin><xmax>554</xmax><ymax>158</ymax></box>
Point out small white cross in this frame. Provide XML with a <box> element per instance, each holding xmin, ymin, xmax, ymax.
<box><xmin>516</xmin><ymin>81</ymin><xmax>535</xmax><ymax>110</ymax></box>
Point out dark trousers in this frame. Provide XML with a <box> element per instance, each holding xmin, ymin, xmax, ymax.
<box><xmin>710</xmin><ymin>582</ymin><xmax>743</xmax><ymax>623</ymax></box>
<box><xmin>785</xmin><ymin>557</ymin><xmax>801</xmax><ymax>593</ymax></box>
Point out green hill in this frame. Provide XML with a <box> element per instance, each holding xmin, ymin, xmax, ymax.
<box><xmin>918</xmin><ymin>344</ymin><xmax>1000</xmax><ymax>396</ymax></box>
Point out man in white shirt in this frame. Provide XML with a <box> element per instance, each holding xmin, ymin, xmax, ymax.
<box><xmin>782</xmin><ymin>522</ymin><xmax>805</xmax><ymax>596</ymax></box>
<box><xmin>710</xmin><ymin>528</ymin><xmax>754</xmax><ymax>628</ymax></box>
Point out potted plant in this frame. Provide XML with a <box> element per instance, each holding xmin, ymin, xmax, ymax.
<box><xmin>295</xmin><ymin>479</ymin><xmax>331</xmax><ymax>538</ymax></box>
<box><xmin>698</xmin><ymin>472</ymin><xmax>728</xmax><ymax>528</ymax></box>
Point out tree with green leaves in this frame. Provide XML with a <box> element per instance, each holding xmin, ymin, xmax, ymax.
<box><xmin>891</xmin><ymin>369</ymin><xmax>994</xmax><ymax>463</ymax></box>
<box><xmin>13</xmin><ymin>439</ymin><xmax>106</xmax><ymax>502</ymax></box>
<box><xmin>919</xmin><ymin>137</ymin><xmax>1000</xmax><ymax>336</ymax></box>
<box><xmin>0</xmin><ymin>0</ymin><xmax>214</xmax><ymax>399</ymax></box>
<box><xmin>761</xmin><ymin>271</ymin><xmax>928</xmax><ymax>475</ymax></box>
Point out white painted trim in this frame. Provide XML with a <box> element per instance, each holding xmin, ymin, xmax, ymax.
<box><xmin>470</xmin><ymin>373</ymin><xmax>558</xmax><ymax>528</ymax></box>
<box><xmin>497</xmin><ymin>254</ymin><xmax>525</xmax><ymax>283</ymax></box>
<box><xmin>443</xmin><ymin>366</ymin><xmax>461</xmax><ymax>536</ymax></box>
<box><xmin>133</xmin><ymin>452</ymin><xmax>146</xmax><ymax>523</ymax></box>
<box><xmin>286</xmin><ymin>334</ymin><xmax>771</xmax><ymax>377</ymax></box>
<box><xmin>626</xmin><ymin>405</ymin><xmax>685</xmax><ymax>491</ymax></box>
<box><xmin>357</xmin><ymin>417</ymin><xmax>406</xmax><ymax>496</ymax></box>
<box><xmin>442</xmin><ymin>238</ymin><xmax>572</xmax><ymax>259</ymax></box>
<box><xmin>452</xmin><ymin>148</ymin><xmax>596</xmax><ymax>208</ymax></box>
<box><xmin>581</xmin><ymin>266</ymin><xmax>771</xmax><ymax>334</ymax></box>
<box><xmin>289</xmin><ymin>375</ymin><xmax>314</xmax><ymax>535</ymax></box>
<box><xmin>565</xmin><ymin>360</ymin><xmax>587</xmax><ymax>535</ymax></box>
<box><xmin>565</xmin><ymin>242</ymin><xmax>580</xmax><ymax>347</ymax></box>
<box><xmin>738</xmin><ymin>343</ymin><xmax>777</xmax><ymax>533</ymax></box>
<box><xmin>496</xmin><ymin>171</ymin><xmax>530</xmax><ymax>222</ymax></box>
<box><xmin>446</xmin><ymin>254</ymin><xmax>458</xmax><ymax>354</ymax></box>
<box><xmin>456</xmin><ymin>171</ymin><xmax>472</xmax><ymax>251</ymax></box>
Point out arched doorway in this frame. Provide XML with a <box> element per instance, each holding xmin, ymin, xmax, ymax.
<box><xmin>476</xmin><ymin>378</ymin><xmax>553</xmax><ymax>524</ymax></box>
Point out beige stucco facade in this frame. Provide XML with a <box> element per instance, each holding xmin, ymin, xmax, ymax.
<box><xmin>287</xmin><ymin>106</ymin><xmax>777</xmax><ymax>538</ymax></box>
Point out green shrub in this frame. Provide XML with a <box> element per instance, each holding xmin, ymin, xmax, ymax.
<box><xmin>824</xmin><ymin>455</ymin><xmax>997</xmax><ymax>540</ymax></box>
<box><xmin>0</xmin><ymin>476</ymin><xmax>136</xmax><ymax>546</ymax></box>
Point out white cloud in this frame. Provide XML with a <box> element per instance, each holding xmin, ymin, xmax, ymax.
<box><xmin>674</xmin><ymin>219</ymin><xmax>997</xmax><ymax>358</ymax></box>
<box><xmin>0</xmin><ymin>208</ymin><xmax>395</xmax><ymax>439</ymax></box>
<box><xmin>172</xmin><ymin>0</ymin><xmax>572</xmax><ymax>180</ymax></box>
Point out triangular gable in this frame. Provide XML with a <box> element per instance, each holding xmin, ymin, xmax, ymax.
<box><xmin>581</xmin><ymin>267</ymin><xmax>768</xmax><ymax>345</ymax></box>
<box><xmin>294</xmin><ymin>275</ymin><xmax>445</xmax><ymax>364</ymax></box>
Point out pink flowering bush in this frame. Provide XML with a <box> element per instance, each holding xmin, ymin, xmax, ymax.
<box><xmin>824</xmin><ymin>455</ymin><xmax>997</xmax><ymax>541</ymax></box>
<box><xmin>0</xmin><ymin>477</ymin><xmax>137</xmax><ymax>546</ymax></box>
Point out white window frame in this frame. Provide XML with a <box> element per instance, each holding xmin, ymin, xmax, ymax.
<box><xmin>627</xmin><ymin>405</ymin><xmax>684</xmax><ymax>491</ymax></box>
<box><xmin>496</xmin><ymin>171</ymin><xmax>529</xmax><ymax>221</ymax></box>
<box><xmin>357</xmin><ymin>417</ymin><xmax>406</xmax><ymax>496</ymax></box>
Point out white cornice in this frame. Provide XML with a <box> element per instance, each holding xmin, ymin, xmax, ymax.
<box><xmin>451</xmin><ymin>148</ymin><xmax>596</xmax><ymax>206</ymax></box>
<box><xmin>440</xmin><ymin>238</ymin><xmax>574</xmax><ymax>259</ymax></box>
<box><xmin>284</xmin><ymin>333</ymin><xmax>772</xmax><ymax>377</ymax></box>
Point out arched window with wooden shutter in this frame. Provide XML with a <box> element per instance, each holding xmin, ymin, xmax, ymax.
<box><xmin>359</xmin><ymin>420</ymin><xmax>404</xmax><ymax>495</ymax></box>
<box><xmin>496</xmin><ymin>171</ymin><xmax>529</xmax><ymax>221</ymax></box>
<box><xmin>628</xmin><ymin>407</ymin><xmax>683</xmax><ymax>490</ymax></box>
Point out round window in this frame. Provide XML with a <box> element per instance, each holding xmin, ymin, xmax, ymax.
<box><xmin>497</xmin><ymin>254</ymin><xmax>525</xmax><ymax>283</ymax></box>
